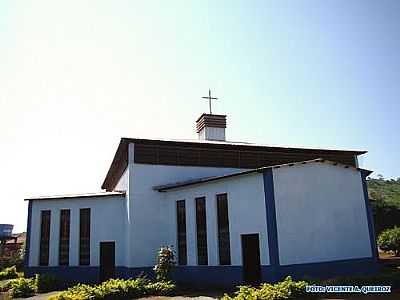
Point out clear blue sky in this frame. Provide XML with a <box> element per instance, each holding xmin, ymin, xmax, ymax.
<box><xmin>1</xmin><ymin>1</ymin><xmax>399</xmax><ymax>231</ymax></box>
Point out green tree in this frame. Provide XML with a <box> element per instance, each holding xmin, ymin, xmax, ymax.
<box><xmin>377</xmin><ymin>227</ymin><xmax>400</xmax><ymax>256</ymax></box>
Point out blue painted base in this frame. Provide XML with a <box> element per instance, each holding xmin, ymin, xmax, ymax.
<box><xmin>275</xmin><ymin>257</ymin><xmax>379</xmax><ymax>282</ymax></box>
<box><xmin>25</xmin><ymin>257</ymin><xmax>378</xmax><ymax>287</ymax></box>
<box><xmin>24</xmin><ymin>266</ymin><xmax>155</xmax><ymax>285</ymax></box>
<box><xmin>25</xmin><ymin>266</ymin><xmax>100</xmax><ymax>285</ymax></box>
<box><xmin>171</xmin><ymin>266</ymin><xmax>242</xmax><ymax>287</ymax></box>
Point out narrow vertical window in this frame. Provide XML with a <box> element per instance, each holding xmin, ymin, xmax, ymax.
<box><xmin>79</xmin><ymin>208</ymin><xmax>90</xmax><ymax>265</ymax></box>
<box><xmin>176</xmin><ymin>200</ymin><xmax>187</xmax><ymax>265</ymax></box>
<box><xmin>59</xmin><ymin>209</ymin><xmax>70</xmax><ymax>266</ymax></box>
<box><xmin>39</xmin><ymin>210</ymin><xmax>51</xmax><ymax>266</ymax></box>
<box><xmin>195</xmin><ymin>197</ymin><xmax>208</xmax><ymax>265</ymax></box>
<box><xmin>217</xmin><ymin>193</ymin><xmax>231</xmax><ymax>265</ymax></box>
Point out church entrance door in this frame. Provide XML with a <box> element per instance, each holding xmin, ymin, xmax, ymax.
<box><xmin>241</xmin><ymin>234</ymin><xmax>261</xmax><ymax>285</ymax></box>
<box><xmin>100</xmin><ymin>241</ymin><xmax>115</xmax><ymax>282</ymax></box>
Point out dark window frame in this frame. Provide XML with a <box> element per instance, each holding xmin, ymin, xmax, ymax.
<box><xmin>59</xmin><ymin>209</ymin><xmax>70</xmax><ymax>266</ymax></box>
<box><xmin>79</xmin><ymin>208</ymin><xmax>91</xmax><ymax>265</ymax></box>
<box><xmin>195</xmin><ymin>196</ymin><xmax>208</xmax><ymax>265</ymax></box>
<box><xmin>217</xmin><ymin>193</ymin><xmax>231</xmax><ymax>265</ymax></box>
<box><xmin>39</xmin><ymin>210</ymin><xmax>51</xmax><ymax>266</ymax></box>
<box><xmin>176</xmin><ymin>200</ymin><xmax>187</xmax><ymax>265</ymax></box>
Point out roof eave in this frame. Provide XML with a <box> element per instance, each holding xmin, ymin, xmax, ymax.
<box><xmin>25</xmin><ymin>191</ymin><xmax>126</xmax><ymax>201</ymax></box>
<box><xmin>101</xmin><ymin>138</ymin><xmax>128</xmax><ymax>191</ymax></box>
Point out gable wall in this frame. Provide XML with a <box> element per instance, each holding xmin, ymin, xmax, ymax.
<box><xmin>114</xmin><ymin>167</ymin><xmax>128</xmax><ymax>191</ymax></box>
<box><xmin>272</xmin><ymin>163</ymin><xmax>372</xmax><ymax>265</ymax></box>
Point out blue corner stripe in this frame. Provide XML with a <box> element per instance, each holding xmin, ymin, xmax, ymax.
<box><xmin>263</xmin><ymin>170</ymin><xmax>280</xmax><ymax>273</ymax></box>
<box><xmin>360</xmin><ymin>170</ymin><xmax>378</xmax><ymax>261</ymax></box>
<box><xmin>25</xmin><ymin>200</ymin><xmax>33</xmax><ymax>269</ymax></box>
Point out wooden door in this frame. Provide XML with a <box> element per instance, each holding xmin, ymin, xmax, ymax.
<box><xmin>100</xmin><ymin>241</ymin><xmax>115</xmax><ymax>282</ymax></box>
<box><xmin>241</xmin><ymin>234</ymin><xmax>261</xmax><ymax>285</ymax></box>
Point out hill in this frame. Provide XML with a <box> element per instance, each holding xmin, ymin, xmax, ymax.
<box><xmin>367</xmin><ymin>177</ymin><xmax>400</xmax><ymax>233</ymax></box>
<box><xmin>368</xmin><ymin>177</ymin><xmax>400</xmax><ymax>208</ymax></box>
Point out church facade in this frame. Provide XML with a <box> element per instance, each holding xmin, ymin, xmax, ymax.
<box><xmin>24</xmin><ymin>113</ymin><xmax>378</xmax><ymax>286</ymax></box>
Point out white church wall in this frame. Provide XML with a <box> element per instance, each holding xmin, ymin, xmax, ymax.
<box><xmin>163</xmin><ymin>172</ymin><xmax>269</xmax><ymax>267</ymax></box>
<box><xmin>273</xmin><ymin>163</ymin><xmax>372</xmax><ymax>266</ymax></box>
<box><xmin>29</xmin><ymin>195</ymin><xmax>127</xmax><ymax>267</ymax></box>
<box><xmin>127</xmin><ymin>160</ymin><xmax>249</xmax><ymax>267</ymax></box>
<box><xmin>115</xmin><ymin>167</ymin><xmax>128</xmax><ymax>191</ymax></box>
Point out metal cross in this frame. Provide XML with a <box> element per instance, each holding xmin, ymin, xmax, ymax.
<box><xmin>202</xmin><ymin>89</ymin><xmax>218</xmax><ymax>114</ymax></box>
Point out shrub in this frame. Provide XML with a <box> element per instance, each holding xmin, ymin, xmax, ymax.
<box><xmin>0</xmin><ymin>279</ymin><xmax>14</xmax><ymax>292</ymax></box>
<box><xmin>145</xmin><ymin>280</ymin><xmax>176</xmax><ymax>296</ymax></box>
<box><xmin>35</xmin><ymin>273</ymin><xmax>61</xmax><ymax>293</ymax></box>
<box><xmin>7</xmin><ymin>278</ymin><xmax>36</xmax><ymax>298</ymax></box>
<box><xmin>51</xmin><ymin>284</ymin><xmax>95</xmax><ymax>300</ymax></box>
<box><xmin>0</xmin><ymin>266</ymin><xmax>19</xmax><ymax>280</ymax></box>
<box><xmin>153</xmin><ymin>246</ymin><xmax>175</xmax><ymax>282</ymax></box>
<box><xmin>48</xmin><ymin>277</ymin><xmax>176</xmax><ymax>300</ymax></box>
<box><xmin>378</xmin><ymin>226</ymin><xmax>400</xmax><ymax>256</ymax></box>
<box><xmin>1</xmin><ymin>274</ymin><xmax>62</xmax><ymax>298</ymax></box>
<box><xmin>222</xmin><ymin>276</ymin><xmax>308</xmax><ymax>300</ymax></box>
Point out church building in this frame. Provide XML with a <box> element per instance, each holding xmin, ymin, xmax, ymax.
<box><xmin>24</xmin><ymin>108</ymin><xmax>378</xmax><ymax>286</ymax></box>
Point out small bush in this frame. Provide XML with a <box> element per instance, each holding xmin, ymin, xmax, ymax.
<box><xmin>0</xmin><ymin>266</ymin><xmax>19</xmax><ymax>280</ymax></box>
<box><xmin>51</xmin><ymin>284</ymin><xmax>95</xmax><ymax>300</ymax></box>
<box><xmin>0</xmin><ymin>279</ymin><xmax>14</xmax><ymax>292</ymax></box>
<box><xmin>145</xmin><ymin>281</ymin><xmax>175</xmax><ymax>296</ymax></box>
<box><xmin>35</xmin><ymin>273</ymin><xmax>61</xmax><ymax>293</ymax></box>
<box><xmin>378</xmin><ymin>226</ymin><xmax>400</xmax><ymax>256</ymax></box>
<box><xmin>153</xmin><ymin>246</ymin><xmax>175</xmax><ymax>282</ymax></box>
<box><xmin>1</xmin><ymin>274</ymin><xmax>62</xmax><ymax>298</ymax></box>
<box><xmin>222</xmin><ymin>276</ymin><xmax>308</xmax><ymax>300</ymax></box>
<box><xmin>7</xmin><ymin>278</ymin><xmax>36</xmax><ymax>298</ymax></box>
<box><xmin>48</xmin><ymin>277</ymin><xmax>176</xmax><ymax>300</ymax></box>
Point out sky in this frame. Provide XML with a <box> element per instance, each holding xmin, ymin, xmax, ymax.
<box><xmin>1</xmin><ymin>1</ymin><xmax>399</xmax><ymax>232</ymax></box>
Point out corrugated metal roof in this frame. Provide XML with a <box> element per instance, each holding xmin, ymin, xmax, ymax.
<box><xmin>123</xmin><ymin>137</ymin><xmax>367</xmax><ymax>153</ymax></box>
